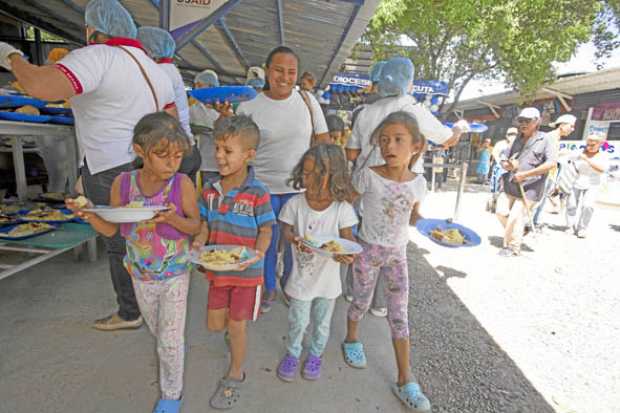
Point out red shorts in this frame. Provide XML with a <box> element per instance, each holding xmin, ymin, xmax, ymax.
<box><xmin>207</xmin><ymin>284</ymin><xmax>261</xmax><ymax>321</ymax></box>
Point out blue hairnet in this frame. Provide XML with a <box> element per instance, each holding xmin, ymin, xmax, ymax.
<box><xmin>369</xmin><ymin>61</ymin><xmax>386</xmax><ymax>83</ymax></box>
<box><xmin>194</xmin><ymin>69</ymin><xmax>219</xmax><ymax>87</ymax></box>
<box><xmin>246</xmin><ymin>78</ymin><xmax>265</xmax><ymax>89</ymax></box>
<box><xmin>137</xmin><ymin>27</ymin><xmax>176</xmax><ymax>59</ymax></box>
<box><xmin>377</xmin><ymin>57</ymin><xmax>414</xmax><ymax>97</ymax></box>
<box><xmin>85</xmin><ymin>0</ymin><xmax>137</xmax><ymax>39</ymax></box>
<box><xmin>325</xmin><ymin>114</ymin><xmax>345</xmax><ymax>132</ymax></box>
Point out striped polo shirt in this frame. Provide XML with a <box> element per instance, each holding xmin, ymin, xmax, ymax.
<box><xmin>200</xmin><ymin>167</ymin><xmax>275</xmax><ymax>287</ymax></box>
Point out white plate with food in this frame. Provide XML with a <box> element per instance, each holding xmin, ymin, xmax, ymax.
<box><xmin>302</xmin><ymin>236</ymin><xmax>363</xmax><ymax>257</ymax></box>
<box><xmin>190</xmin><ymin>245</ymin><xmax>255</xmax><ymax>272</ymax></box>
<box><xmin>82</xmin><ymin>205</ymin><xmax>168</xmax><ymax>223</ymax></box>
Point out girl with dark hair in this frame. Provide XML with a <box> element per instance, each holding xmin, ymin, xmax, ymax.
<box><xmin>235</xmin><ymin>46</ymin><xmax>332</xmax><ymax>313</ymax></box>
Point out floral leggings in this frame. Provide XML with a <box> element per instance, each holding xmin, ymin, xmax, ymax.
<box><xmin>132</xmin><ymin>272</ymin><xmax>190</xmax><ymax>400</ymax></box>
<box><xmin>348</xmin><ymin>240</ymin><xmax>410</xmax><ymax>339</ymax></box>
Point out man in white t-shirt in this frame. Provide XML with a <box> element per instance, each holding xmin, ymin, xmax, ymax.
<box><xmin>0</xmin><ymin>0</ymin><xmax>176</xmax><ymax>331</ymax></box>
<box><xmin>138</xmin><ymin>26</ymin><xmax>202</xmax><ymax>181</ymax></box>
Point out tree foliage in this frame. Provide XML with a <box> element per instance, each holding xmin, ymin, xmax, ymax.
<box><xmin>366</xmin><ymin>0</ymin><xmax>607</xmax><ymax>113</ymax></box>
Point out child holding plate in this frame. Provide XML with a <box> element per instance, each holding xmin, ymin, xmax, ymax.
<box><xmin>68</xmin><ymin>112</ymin><xmax>201</xmax><ymax>413</ymax></box>
<box><xmin>192</xmin><ymin>115</ymin><xmax>275</xmax><ymax>410</ymax></box>
<box><xmin>276</xmin><ymin>144</ymin><xmax>359</xmax><ymax>382</ymax></box>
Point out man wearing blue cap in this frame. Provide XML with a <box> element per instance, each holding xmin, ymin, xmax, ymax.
<box><xmin>0</xmin><ymin>0</ymin><xmax>176</xmax><ymax>330</ymax></box>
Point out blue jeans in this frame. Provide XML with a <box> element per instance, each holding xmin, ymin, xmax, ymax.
<box><xmin>287</xmin><ymin>297</ymin><xmax>336</xmax><ymax>358</ymax></box>
<box><xmin>264</xmin><ymin>193</ymin><xmax>295</xmax><ymax>294</ymax></box>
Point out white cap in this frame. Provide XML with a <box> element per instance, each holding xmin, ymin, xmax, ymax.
<box><xmin>550</xmin><ymin>114</ymin><xmax>576</xmax><ymax>127</ymax></box>
<box><xmin>518</xmin><ymin>107</ymin><xmax>540</xmax><ymax>119</ymax></box>
<box><xmin>506</xmin><ymin>127</ymin><xmax>518</xmax><ymax>136</ymax></box>
<box><xmin>586</xmin><ymin>133</ymin><xmax>605</xmax><ymax>142</ymax></box>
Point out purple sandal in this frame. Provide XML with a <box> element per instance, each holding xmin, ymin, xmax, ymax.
<box><xmin>302</xmin><ymin>354</ymin><xmax>322</xmax><ymax>380</ymax></box>
<box><xmin>277</xmin><ymin>353</ymin><xmax>299</xmax><ymax>382</ymax></box>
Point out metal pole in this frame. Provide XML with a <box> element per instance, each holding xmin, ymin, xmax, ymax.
<box><xmin>453</xmin><ymin>160</ymin><xmax>468</xmax><ymax>222</ymax></box>
<box><xmin>430</xmin><ymin>166</ymin><xmax>436</xmax><ymax>192</ymax></box>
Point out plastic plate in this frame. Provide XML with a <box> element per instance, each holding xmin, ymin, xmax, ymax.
<box><xmin>302</xmin><ymin>236</ymin><xmax>363</xmax><ymax>257</ymax></box>
<box><xmin>444</xmin><ymin>121</ymin><xmax>489</xmax><ymax>133</ymax></box>
<box><xmin>190</xmin><ymin>245</ymin><xmax>255</xmax><ymax>272</ymax></box>
<box><xmin>0</xmin><ymin>111</ymin><xmax>53</xmax><ymax>123</ymax></box>
<box><xmin>415</xmin><ymin>218</ymin><xmax>481</xmax><ymax>248</ymax></box>
<box><xmin>40</xmin><ymin>106</ymin><xmax>73</xmax><ymax>116</ymax></box>
<box><xmin>82</xmin><ymin>206</ymin><xmax>168</xmax><ymax>223</ymax></box>
<box><xmin>0</xmin><ymin>222</ymin><xmax>58</xmax><ymax>240</ymax></box>
<box><xmin>189</xmin><ymin>86</ymin><xmax>257</xmax><ymax>105</ymax></box>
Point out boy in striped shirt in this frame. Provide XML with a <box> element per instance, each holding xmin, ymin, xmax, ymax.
<box><xmin>193</xmin><ymin>115</ymin><xmax>275</xmax><ymax>409</ymax></box>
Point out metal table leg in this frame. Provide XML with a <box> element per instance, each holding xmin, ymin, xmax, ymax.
<box><xmin>10</xmin><ymin>136</ymin><xmax>28</xmax><ymax>201</ymax></box>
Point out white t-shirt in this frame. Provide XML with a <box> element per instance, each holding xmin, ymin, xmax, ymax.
<box><xmin>189</xmin><ymin>101</ymin><xmax>220</xmax><ymax>171</ymax></box>
<box><xmin>159</xmin><ymin>63</ymin><xmax>193</xmax><ymax>143</ymax></box>
<box><xmin>492</xmin><ymin>139</ymin><xmax>510</xmax><ymax>162</ymax></box>
<box><xmin>347</xmin><ymin>95</ymin><xmax>453</xmax><ymax>174</ymax></box>
<box><xmin>574</xmin><ymin>151</ymin><xmax>609</xmax><ymax>189</ymax></box>
<box><xmin>237</xmin><ymin>92</ymin><xmax>328</xmax><ymax>194</ymax></box>
<box><xmin>353</xmin><ymin>167</ymin><xmax>427</xmax><ymax>247</ymax></box>
<box><xmin>279</xmin><ymin>194</ymin><xmax>358</xmax><ymax>300</ymax></box>
<box><xmin>58</xmin><ymin>45</ymin><xmax>175</xmax><ymax>174</ymax></box>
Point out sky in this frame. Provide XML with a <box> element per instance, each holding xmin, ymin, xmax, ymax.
<box><xmin>458</xmin><ymin>41</ymin><xmax>620</xmax><ymax>101</ymax></box>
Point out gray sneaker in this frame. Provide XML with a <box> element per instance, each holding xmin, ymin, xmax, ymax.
<box><xmin>576</xmin><ymin>230</ymin><xmax>587</xmax><ymax>238</ymax></box>
<box><xmin>93</xmin><ymin>313</ymin><xmax>143</xmax><ymax>331</ymax></box>
<box><xmin>498</xmin><ymin>248</ymin><xmax>520</xmax><ymax>257</ymax></box>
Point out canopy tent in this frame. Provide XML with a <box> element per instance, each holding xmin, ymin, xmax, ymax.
<box><xmin>0</xmin><ymin>0</ymin><xmax>380</xmax><ymax>85</ymax></box>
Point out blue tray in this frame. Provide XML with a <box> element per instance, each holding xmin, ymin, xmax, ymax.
<box><xmin>18</xmin><ymin>208</ymin><xmax>77</xmax><ymax>224</ymax></box>
<box><xmin>0</xmin><ymin>216</ymin><xmax>22</xmax><ymax>227</ymax></box>
<box><xmin>0</xmin><ymin>111</ymin><xmax>53</xmax><ymax>123</ymax></box>
<box><xmin>40</xmin><ymin>106</ymin><xmax>73</xmax><ymax>116</ymax></box>
<box><xmin>49</xmin><ymin>115</ymin><xmax>74</xmax><ymax>125</ymax></box>
<box><xmin>0</xmin><ymin>222</ymin><xmax>58</xmax><ymax>240</ymax></box>
<box><xmin>0</xmin><ymin>95</ymin><xmax>47</xmax><ymax>109</ymax></box>
<box><xmin>416</xmin><ymin>218</ymin><xmax>481</xmax><ymax>248</ymax></box>
<box><xmin>190</xmin><ymin>86</ymin><xmax>257</xmax><ymax>105</ymax></box>
<box><xmin>445</xmin><ymin>122</ymin><xmax>488</xmax><ymax>133</ymax></box>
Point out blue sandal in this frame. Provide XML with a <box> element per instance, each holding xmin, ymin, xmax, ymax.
<box><xmin>341</xmin><ymin>341</ymin><xmax>367</xmax><ymax>369</ymax></box>
<box><xmin>153</xmin><ymin>398</ymin><xmax>182</xmax><ymax>413</ymax></box>
<box><xmin>391</xmin><ymin>382</ymin><xmax>431</xmax><ymax>412</ymax></box>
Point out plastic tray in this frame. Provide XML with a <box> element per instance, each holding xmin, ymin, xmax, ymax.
<box><xmin>0</xmin><ymin>215</ymin><xmax>22</xmax><ymax>227</ymax></box>
<box><xmin>0</xmin><ymin>222</ymin><xmax>58</xmax><ymax>240</ymax></box>
<box><xmin>416</xmin><ymin>218</ymin><xmax>481</xmax><ymax>248</ymax></box>
<box><xmin>190</xmin><ymin>245</ymin><xmax>255</xmax><ymax>272</ymax></box>
<box><xmin>0</xmin><ymin>95</ymin><xmax>47</xmax><ymax>109</ymax></box>
<box><xmin>189</xmin><ymin>86</ymin><xmax>257</xmax><ymax>105</ymax></box>
<box><xmin>0</xmin><ymin>111</ymin><xmax>53</xmax><ymax>123</ymax></box>
<box><xmin>39</xmin><ymin>106</ymin><xmax>73</xmax><ymax>116</ymax></box>
<box><xmin>49</xmin><ymin>115</ymin><xmax>74</xmax><ymax>125</ymax></box>
<box><xmin>18</xmin><ymin>208</ymin><xmax>76</xmax><ymax>223</ymax></box>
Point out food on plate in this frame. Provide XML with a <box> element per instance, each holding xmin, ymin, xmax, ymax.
<box><xmin>0</xmin><ymin>214</ymin><xmax>14</xmax><ymax>224</ymax></box>
<box><xmin>1</xmin><ymin>222</ymin><xmax>54</xmax><ymax>237</ymax></box>
<box><xmin>21</xmin><ymin>209</ymin><xmax>74</xmax><ymax>221</ymax></box>
<box><xmin>430</xmin><ymin>228</ymin><xmax>465</xmax><ymax>245</ymax></box>
<box><xmin>320</xmin><ymin>240</ymin><xmax>345</xmax><ymax>254</ymax></box>
<box><xmin>126</xmin><ymin>201</ymin><xmax>145</xmax><ymax>208</ymax></box>
<box><xmin>15</xmin><ymin>105</ymin><xmax>40</xmax><ymax>115</ymax></box>
<box><xmin>0</xmin><ymin>204</ymin><xmax>22</xmax><ymax>215</ymax></box>
<box><xmin>73</xmin><ymin>195</ymin><xmax>89</xmax><ymax>208</ymax></box>
<box><xmin>200</xmin><ymin>247</ymin><xmax>245</xmax><ymax>266</ymax></box>
<box><xmin>10</xmin><ymin>81</ymin><xmax>25</xmax><ymax>94</ymax></box>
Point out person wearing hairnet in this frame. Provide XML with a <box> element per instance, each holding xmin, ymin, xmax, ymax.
<box><xmin>246</xmin><ymin>66</ymin><xmax>265</xmax><ymax>92</ymax></box>
<box><xmin>188</xmin><ymin>69</ymin><xmax>222</xmax><ymax>185</ymax></box>
<box><xmin>343</xmin><ymin>57</ymin><xmax>467</xmax><ymax>318</ymax></box>
<box><xmin>0</xmin><ymin>0</ymin><xmax>177</xmax><ymax>333</ymax></box>
<box><xmin>138</xmin><ymin>26</ymin><xmax>202</xmax><ymax>181</ymax></box>
<box><xmin>350</xmin><ymin>60</ymin><xmax>386</xmax><ymax>129</ymax></box>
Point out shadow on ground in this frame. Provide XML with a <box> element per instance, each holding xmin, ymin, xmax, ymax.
<box><xmin>609</xmin><ymin>224</ymin><xmax>620</xmax><ymax>233</ymax></box>
<box><xmin>487</xmin><ymin>235</ymin><xmax>535</xmax><ymax>252</ymax></box>
<box><xmin>407</xmin><ymin>242</ymin><xmax>555</xmax><ymax>413</ymax></box>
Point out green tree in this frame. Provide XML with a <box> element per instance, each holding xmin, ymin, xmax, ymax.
<box><xmin>366</xmin><ymin>0</ymin><xmax>606</xmax><ymax>114</ymax></box>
